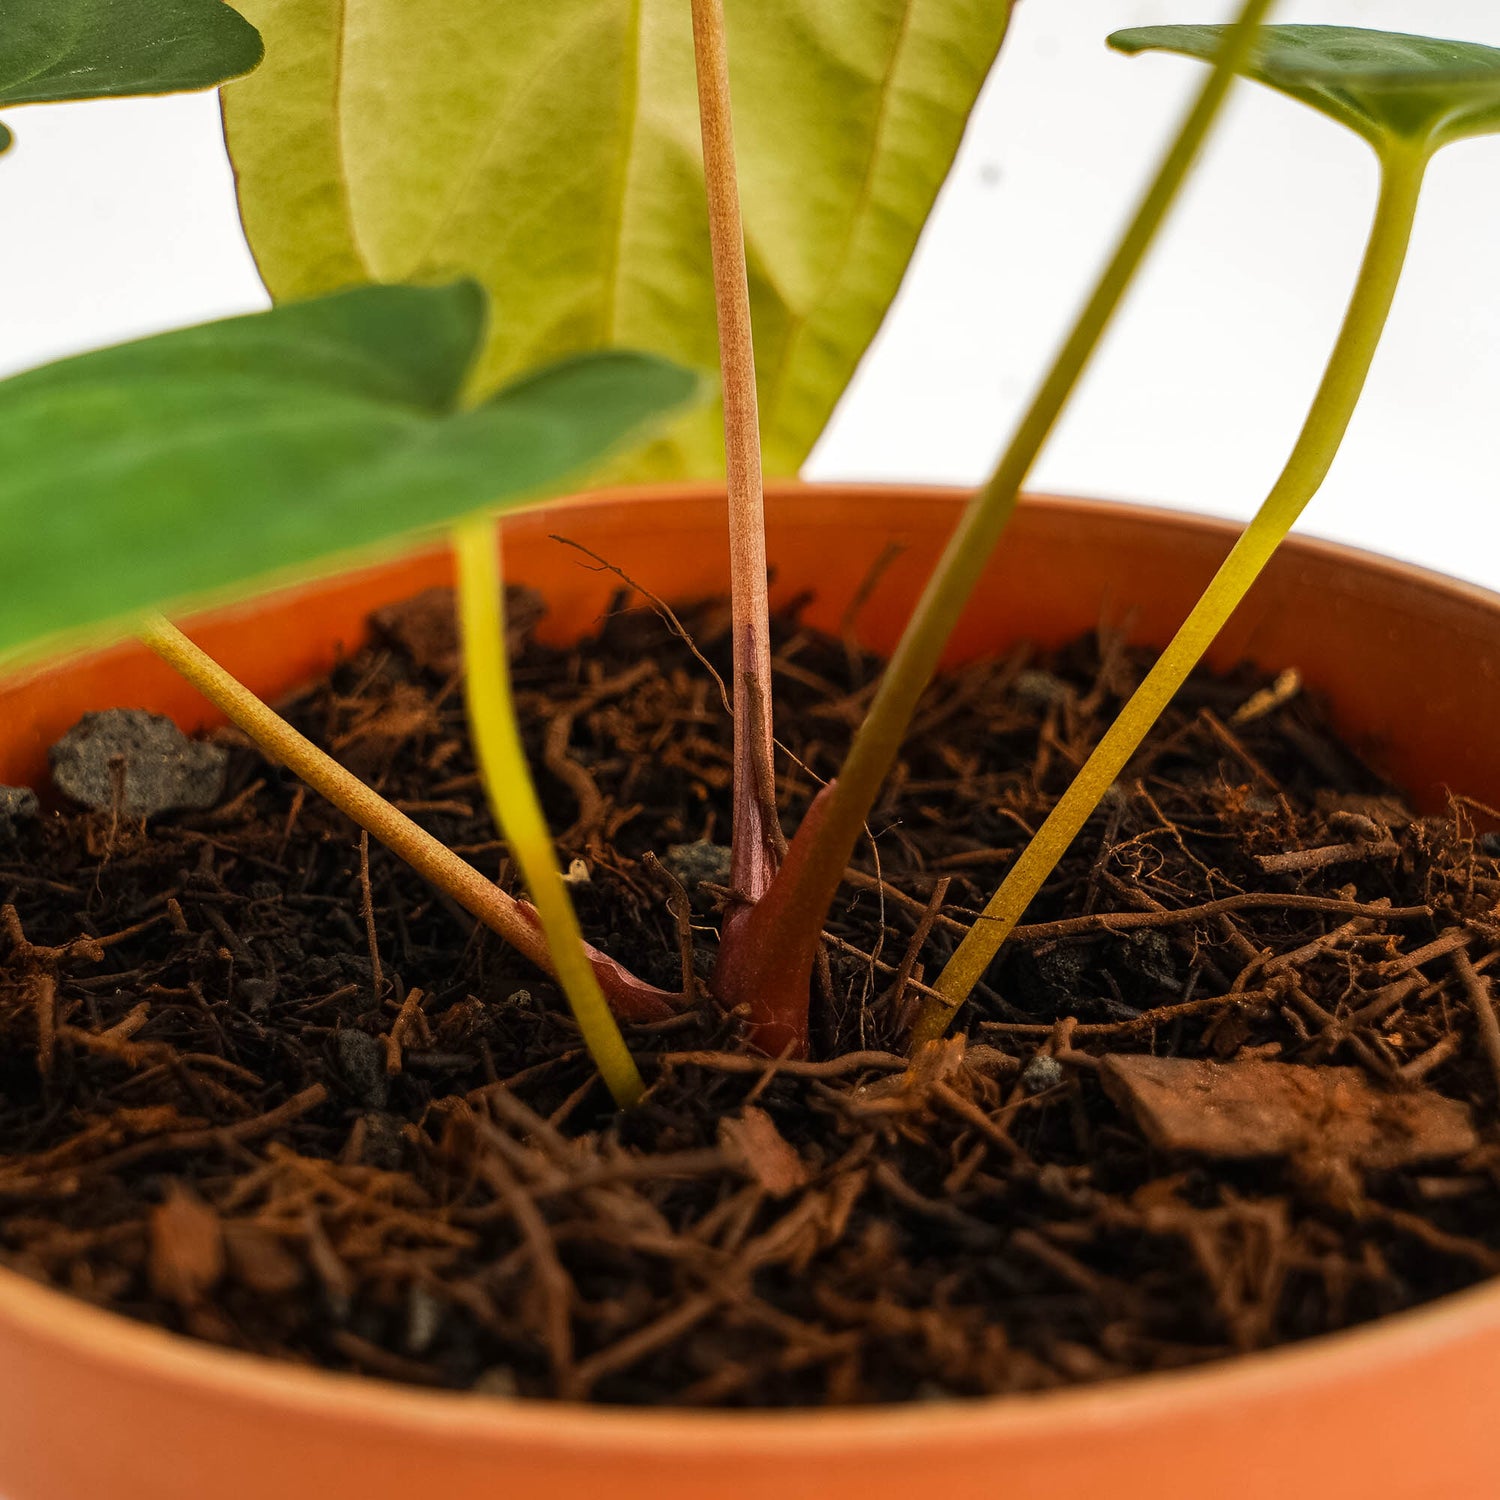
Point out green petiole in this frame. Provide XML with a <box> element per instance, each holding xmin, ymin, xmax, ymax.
<box><xmin>913</xmin><ymin>144</ymin><xmax>1428</xmax><ymax>1042</ymax></box>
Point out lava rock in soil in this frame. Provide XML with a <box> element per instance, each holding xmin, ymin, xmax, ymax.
<box><xmin>49</xmin><ymin>709</ymin><xmax>228</xmax><ymax>817</ymax></box>
<box><xmin>1020</xmin><ymin>1054</ymin><xmax>1066</xmax><ymax>1095</ymax></box>
<box><xmin>0</xmin><ymin>785</ymin><xmax>39</xmax><ymax>841</ymax></box>
<box><xmin>335</xmin><ymin>1028</ymin><xmax>390</xmax><ymax>1109</ymax></box>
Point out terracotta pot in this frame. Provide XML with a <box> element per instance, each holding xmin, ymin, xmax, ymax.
<box><xmin>2</xmin><ymin>482</ymin><xmax>1499</xmax><ymax>1500</ymax></box>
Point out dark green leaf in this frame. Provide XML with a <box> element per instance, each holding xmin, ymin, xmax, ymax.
<box><xmin>0</xmin><ymin>0</ymin><xmax>262</xmax><ymax>151</ymax></box>
<box><xmin>1109</xmin><ymin>25</ymin><xmax>1500</xmax><ymax>152</ymax></box>
<box><xmin>0</xmin><ymin>282</ymin><xmax>700</xmax><ymax>653</ymax></box>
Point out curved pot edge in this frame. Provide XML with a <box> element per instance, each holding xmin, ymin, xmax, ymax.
<box><xmin>3</xmin><ymin>1227</ymin><xmax>1500</xmax><ymax>1455</ymax></box>
<box><xmin>2</xmin><ymin>481</ymin><xmax>1498</xmax><ymax>1462</ymax></box>
<box><xmin>8</xmin><ymin>480</ymin><xmax>1496</xmax><ymax>694</ymax></box>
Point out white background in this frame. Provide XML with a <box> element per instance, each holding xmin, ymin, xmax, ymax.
<box><xmin>0</xmin><ymin>1</ymin><xmax>1496</xmax><ymax>585</ymax></box>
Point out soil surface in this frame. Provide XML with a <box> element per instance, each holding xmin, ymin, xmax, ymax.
<box><xmin>4</xmin><ymin>581</ymin><xmax>1500</xmax><ymax>1407</ymax></box>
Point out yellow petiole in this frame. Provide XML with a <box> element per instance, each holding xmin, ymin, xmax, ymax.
<box><xmin>914</xmin><ymin>144</ymin><xmax>1429</xmax><ymax>1046</ymax></box>
<box><xmin>452</xmin><ymin>514</ymin><xmax>644</xmax><ymax>1107</ymax></box>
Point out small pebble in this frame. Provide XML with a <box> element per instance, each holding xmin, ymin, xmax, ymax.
<box><xmin>1013</xmin><ymin>669</ymin><xmax>1069</xmax><ymax>708</ymax></box>
<box><xmin>1021</xmin><ymin>1054</ymin><xmax>1066</xmax><ymax>1095</ymax></box>
<box><xmin>406</xmin><ymin>1284</ymin><xmax>445</xmax><ymax>1355</ymax></box>
<box><xmin>49</xmin><ymin>709</ymin><xmax>227</xmax><ymax>817</ymax></box>
<box><xmin>0</xmin><ymin>785</ymin><xmax>39</xmax><ymax>842</ymax></box>
<box><xmin>664</xmin><ymin>841</ymin><xmax>733</xmax><ymax>909</ymax></box>
<box><xmin>473</xmin><ymin>1366</ymin><xmax>520</xmax><ymax>1398</ymax></box>
<box><xmin>335</xmin><ymin>1029</ymin><xmax>389</xmax><ymax>1109</ymax></box>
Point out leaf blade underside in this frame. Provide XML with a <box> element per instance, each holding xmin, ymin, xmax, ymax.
<box><xmin>1109</xmin><ymin>24</ymin><xmax>1500</xmax><ymax>153</ymax></box>
<box><xmin>222</xmin><ymin>0</ymin><xmax>1016</xmax><ymax>477</ymax></box>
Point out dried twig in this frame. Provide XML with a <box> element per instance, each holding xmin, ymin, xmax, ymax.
<box><xmin>1454</xmin><ymin>946</ymin><xmax>1500</xmax><ymax>1097</ymax></box>
<box><xmin>358</xmin><ymin>831</ymin><xmax>384</xmax><ymax>1003</ymax></box>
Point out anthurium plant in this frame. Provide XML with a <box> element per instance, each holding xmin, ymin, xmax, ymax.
<box><xmin>7</xmin><ymin>0</ymin><xmax>1500</xmax><ymax>1116</ymax></box>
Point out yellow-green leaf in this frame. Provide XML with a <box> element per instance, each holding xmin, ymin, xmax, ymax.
<box><xmin>222</xmin><ymin>0</ymin><xmax>1014</xmax><ymax>477</ymax></box>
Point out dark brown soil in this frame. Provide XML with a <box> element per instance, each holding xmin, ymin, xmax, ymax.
<box><xmin>4</xmin><ymin>580</ymin><xmax>1500</xmax><ymax>1407</ymax></box>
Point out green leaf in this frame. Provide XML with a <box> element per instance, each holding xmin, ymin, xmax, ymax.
<box><xmin>0</xmin><ymin>0</ymin><xmax>263</xmax><ymax>150</ymax></box>
<box><xmin>221</xmin><ymin>0</ymin><xmax>1015</xmax><ymax>478</ymax></box>
<box><xmin>0</xmin><ymin>282</ymin><xmax>699</xmax><ymax>653</ymax></box>
<box><xmin>1109</xmin><ymin>25</ymin><xmax>1500</xmax><ymax>154</ymax></box>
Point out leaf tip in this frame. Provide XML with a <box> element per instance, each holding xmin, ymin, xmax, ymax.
<box><xmin>1105</xmin><ymin>29</ymin><xmax>1155</xmax><ymax>58</ymax></box>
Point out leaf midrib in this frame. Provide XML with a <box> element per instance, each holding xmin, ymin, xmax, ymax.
<box><xmin>332</xmin><ymin>0</ymin><xmax>370</xmax><ymax>278</ymax></box>
<box><xmin>601</xmin><ymin>0</ymin><xmax>645</xmax><ymax>343</ymax></box>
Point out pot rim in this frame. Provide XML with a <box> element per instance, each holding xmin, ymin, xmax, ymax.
<box><xmin>9</xmin><ymin>480</ymin><xmax>1496</xmax><ymax>689</ymax></box>
<box><xmin>4</xmin><ymin>479</ymin><xmax>1497</xmax><ymax>1452</ymax></box>
<box><xmin>3</xmin><ymin>1243</ymin><xmax>1500</xmax><ymax>1452</ymax></box>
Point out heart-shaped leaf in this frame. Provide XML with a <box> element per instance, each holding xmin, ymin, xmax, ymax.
<box><xmin>0</xmin><ymin>281</ymin><xmax>698</xmax><ymax>653</ymax></box>
<box><xmin>1109</xmin><ymin>25</ymin><xmax>1500</xmax><ymax>154</ymax></box>
<box><xmin>221</xmin><ymin>0</ymin><xmax>1016</xmax><ymax>478</ymax></box>
<box><xmin>0</xmin><ymin>0</ymin><xmax>263</xmax><ymax>154</ymax></box>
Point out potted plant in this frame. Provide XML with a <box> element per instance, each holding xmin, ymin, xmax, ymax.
<box><xmin>4</xmin><ymin>3</ymin><xmax>1500</xmax><ymax>1498</ymax></box>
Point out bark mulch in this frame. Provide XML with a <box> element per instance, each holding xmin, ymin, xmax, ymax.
<box><xmin>3</xmin><ymin>578</ymin><xmax>1500</xmax><ymax>1406</ymax></box>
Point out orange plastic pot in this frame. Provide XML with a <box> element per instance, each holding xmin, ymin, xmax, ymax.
<box><xmin>2</xmin><ymin>483</ymin><xmax>1499</xmax><ymax>1500</ymax></box>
